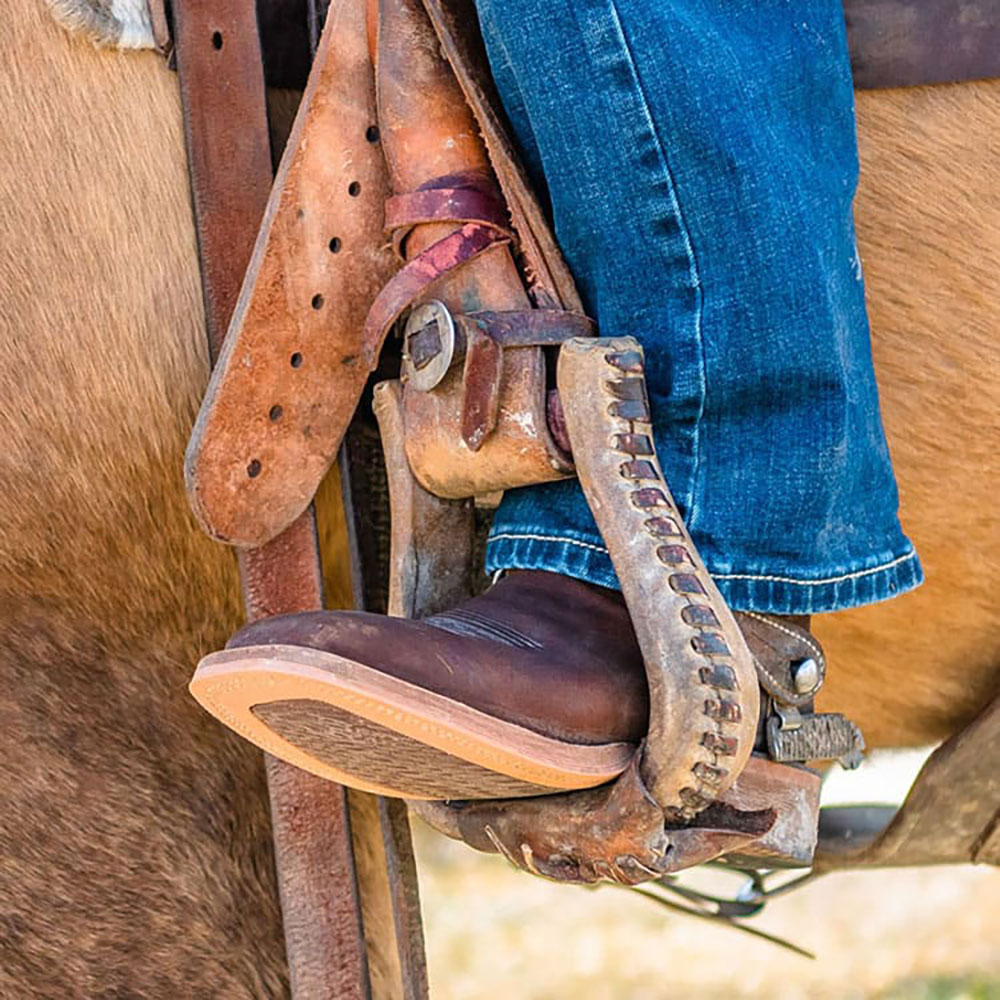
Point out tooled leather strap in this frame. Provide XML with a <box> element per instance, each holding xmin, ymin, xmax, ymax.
<box><xmin>172</xmin><ymin>2</ymin><xmax>380</xmax><ymax>996</ymax></box>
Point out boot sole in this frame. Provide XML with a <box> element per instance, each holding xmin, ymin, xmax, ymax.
<box><xmin>190</xmin><ymin>644</ymin><xmax>636</xmax><ymax>799</ymax></box>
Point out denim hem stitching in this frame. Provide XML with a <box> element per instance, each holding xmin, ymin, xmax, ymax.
<box><xmin>711</xmin><ymin>549</ymin><xmax>918</xmax><ymax>587</ymax></box>
<box><xmin>488</xmin><ymin>531</ymin><xmax>610</xmax><ymax>556</ymax></box>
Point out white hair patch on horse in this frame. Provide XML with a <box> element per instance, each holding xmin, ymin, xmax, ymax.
<box><xmin>46</xmin><ymin>0</ymin><xmax>155</xmax><ymax>50</ymax></box>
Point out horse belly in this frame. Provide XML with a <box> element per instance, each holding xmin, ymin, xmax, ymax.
<box><xmin>816</xmin><ymin>80</ymin><xmax>1000</xmax><ymax>748</ymax></box>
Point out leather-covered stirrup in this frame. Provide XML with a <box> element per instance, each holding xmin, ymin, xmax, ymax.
<box><xmin>557</xmin><ymin>337</ymin><xmax>759</xmax><ymax>819</ymax></box>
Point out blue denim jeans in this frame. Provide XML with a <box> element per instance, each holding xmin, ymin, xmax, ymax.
<box><xmin>475</xmin><ymin>0</ymin><xmax>922</xmax><ymax>615</ymax></box>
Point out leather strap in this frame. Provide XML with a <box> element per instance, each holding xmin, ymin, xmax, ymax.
<box><xmin>184</xmin><ymin>0</ymin><xmax>398</xmax><ymax>550</ymax></box>
<box><xmin>362</xmin><ymin>223</ymin><xmax>510</xmax><ymax>368</ymax></box>
<box><xmin>844</xmin><ymin>0</ymin><xmax>1000</xmax><ymax>89</ymax></box>
<box><xmin>172</xmin><ymin>3</ymin><xmax>372</xmax><ymax>997</ymax></box>
<box><xmin>172</xmin><ymin>0</ymin><xmax>272</xmax><ymax>362</ymax></box>
<box><xmin>456</xmin><ymin>309</ymin><xmax>597</xmax><ymax>347</ymax></box>
<box><xmin>454</xmin><ymin>310</ymin><xmax>596</xmax><ymax>449</ymax></box>
<box><xmin>385</xmin><ymin>181</ymin><xmax>514</xmax><ymax>259</ymax></box>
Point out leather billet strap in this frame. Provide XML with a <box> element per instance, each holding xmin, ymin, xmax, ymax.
<box><xmin>171</xmin><ymin>0</ymin><xmax>272</xmax><ymax>362</ymax></box>
<box><xmin>184</xmin><ymin>0</ymin><xmax>398</xmax><ymax>550</ymax></box>
<box><xmin>172</xmin><ymin>2</ymin><xmax>398</xmax><ymax>997</ymax></box>
<box><xmin>844</xmin><ymin>0</ymin><xmax>1000</xmax><ymax>89</ymax></box>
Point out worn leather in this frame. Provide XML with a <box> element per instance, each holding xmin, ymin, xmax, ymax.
<box><xmin>175</xmin><ymin>3</ymin><xmax>408</xmax><ymax>996</ymax></box>
<box><xmin>420</xmin><ymin>0</ymin><xmax>584</xmax><ymax>310</ymax></box>
<box><xmin>373</xmin><ymin>379</ymin><xmax>479</xmax><ymax>620</ymax></box>
<box><xmin>185</xmin><ymin>0</ymin><xmax>398</xmax><ymax>547</ymax></box>
<box><xmin>229</xmin><ymin>570</ymin><xmax>650</xmax><ymax>746</ymax></box>
<box><xmin>376</xmin><ymin>0</ymin><xmax>577</xmax><ymax>501</ymax></box>
<box><xmin>172</xmin><ymin>0</ymin><xmax>272</xmax><ymax>360</ymax></box>
<box><xmin>412</xmin><ymin>753</ymin><xmax>822</xmax><ymax>884</ymax></box>
<box><xmin>844</xmin><ymin>0</ymin><xmax>1000</xmax><ymax>89</ymax></box>
<box><xmin>413</xmin><ymin>755</ymin><xmax>776</xmax><ymax>885</ymax></box>
<box><xmin>558</xmin><ymin>338</ymin><xmax>760</xmax><ymax>821</ymax></box>
<box><xmin>736</xmin><ymin>611</ymin><xmax>825</xmax><ymax>708</ymax></box>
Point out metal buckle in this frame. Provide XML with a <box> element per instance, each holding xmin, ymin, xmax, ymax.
<box><xmin>401</xmin><ymin>299</ymin><xmax>456</xmax><ymax>391</ymax></box>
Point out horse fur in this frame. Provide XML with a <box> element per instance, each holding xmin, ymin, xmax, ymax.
<box><xmin>0</xmin><ymin>4</ymin><xmax>285</xmax><ymax>996</ymax></box>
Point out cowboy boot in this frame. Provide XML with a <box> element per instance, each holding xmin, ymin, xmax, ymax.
<box><xmin>191</xmin><ymin>567</ymin><xmax>854</xmax><ymax>799</ymax></box>
<box><xmin>194</xmin><ymin>569</ymin><xmax>647</xmax><ymax>799</ymax></box>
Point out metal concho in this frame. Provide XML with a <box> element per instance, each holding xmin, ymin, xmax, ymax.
<box><xmin>401</xmin><ymin>300</ymin><xmax>456</xmax><ymax>392</ymax></box>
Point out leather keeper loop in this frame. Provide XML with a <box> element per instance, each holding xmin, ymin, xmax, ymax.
<box><xmin>385</xmin><ymin>187</ymin><xmax>514</xmax><ymax>258</ymax></box>
<box><xmin>362</xmin><ymin>222</ymin><xmax>510</xmax><ymax>370</ymax></box>
<box><xmin>399</xmin><ymin>304</ymin><xmax>595</xmax><ymax>450</ymax></box>
<box><xmin>452</xmin><ymin>310</ymin><xmax>595</xmax><ymax>450</ymax></box>
<box><xmin>461</xmin><ymin>329</ymin><xmax>503</xmax><ymax>451</ymax></box>
<box><xmin>456</xmin><ymin>309</ymin><xmax>596</xmax><ymax>347</ymax></box>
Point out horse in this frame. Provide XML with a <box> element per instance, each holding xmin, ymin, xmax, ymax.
<box><xmin>1</xmin><ymin>0</ymin><xmax>997</xmax><ymax>993</ymax></box>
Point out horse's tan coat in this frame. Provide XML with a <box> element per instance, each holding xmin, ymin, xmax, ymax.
<box><xmin>816</xmin><ymin>83</ymin><xmax>1000</xmax><ymax>744</ymax></box>
<box><xmin>1</xmin><ymin>0</ymin><xmax>997</xmax><ymax>991</ymax></box>
<box><xmin>0</xmin><ymin>4</ymin><xmax>284</xmax><ymax>995</ymax></box>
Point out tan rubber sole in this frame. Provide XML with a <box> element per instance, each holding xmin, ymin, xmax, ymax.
<box><xmin>190</xmin><ymin>644</ymin><xmax>636</xmax><ymax>800</ymax></box>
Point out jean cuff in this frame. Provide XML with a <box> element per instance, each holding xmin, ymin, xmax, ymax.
<box><xmin>485</xmin><ymin>529</ymin><xmax>924</xmax><ymax>614</ymax></box>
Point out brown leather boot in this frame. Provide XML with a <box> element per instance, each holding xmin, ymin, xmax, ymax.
<box><xmin>191</xmin><ymin>571</ymin><xmax>651</xmax><ymax>799</ymax></box>
<box><xmin>190</xmin><ymin>567</ymin><xmax>849</xmax><ymax>804</ymax></box>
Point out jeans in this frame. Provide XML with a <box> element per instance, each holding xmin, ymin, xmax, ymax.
<box><xmin>475</xmin><ymin>0</ymin><xmax>922</xmax><ymax>615</ymax></box>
